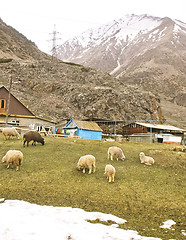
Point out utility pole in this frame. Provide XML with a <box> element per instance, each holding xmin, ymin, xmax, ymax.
<box><xmin>150</xmin><ymin>120</ymin><xmax>153</xmax><ymax>144</ymax></box>
<box><xmin>5</xmin><ymin>74</ymin><xmax>13</xmax><ymax>124</ymax></box>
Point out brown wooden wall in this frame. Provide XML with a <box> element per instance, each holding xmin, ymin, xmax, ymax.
<box><xmin>123</xmin><ymin>123</ymin><xmax>148</xmax><ymax>135</ymax></box>
<box><xmin>0</xmin><ymin>87</ymin><xmax>35</xmax><ymax>116</ymax></box>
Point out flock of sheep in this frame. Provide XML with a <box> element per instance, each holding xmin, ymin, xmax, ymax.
<box><xmin>1</xmin><ymin>127</ymin><xmax>155</xmax><ymax>183</ymax></box>
<box><xmin>77</xmin><ymin>146</ymin><xmax>155</xmax><ymax>183</ymax></box>
<box><xmin>1</xmin><ymin>127</ymin><xmax>44</xmax><ymax>171</ymax></box>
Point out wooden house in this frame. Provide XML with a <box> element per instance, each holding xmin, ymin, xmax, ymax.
<box><xmin>123</xmin><ymin>122</ymin><xmax>185</xmax><ymax>144</ymax></box>
<box><xmin>64</xmin><ymin>120</ymin><xmax>102</xmax><ymax>140</ymax></box>
<box><xmin>0</xmin><ymin>86</ymin><xmax>54</xmax><ymax>130</ymax></box>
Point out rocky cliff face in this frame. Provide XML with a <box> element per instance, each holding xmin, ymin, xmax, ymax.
<box><xmin>0</xmin><ymin>59</ymin><xmax>163</xmax><ymax>122</ymax></box>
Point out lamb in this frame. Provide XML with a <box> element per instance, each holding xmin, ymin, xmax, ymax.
<box><xmin>2</xmin><ymin>150</ymin><xmax>23</xmax><ymax>171</ymax></box>
<box><xmin>2</xmin><ymin>127</ymin><xmax>20</xmax><ymax>140</ymax></box>
<box><xmin>104</xmin><ymin>164</ymin><xmax>115</xmax><ymax>183</ymax></box>
<box><xmin>108</xmin><ymin>146</ymin><xmax>125</xmax><ymax>161</ymax></box>
<box><xmin>23</xmin><ymin>130</ymin><xmax>44</xmax><ymax>147</ymax></box>
<box><xmin>77</xmin><ymin>154</ymin><xmax>96</xmax><ymax>174</ymax></box>
<box><xmin>139</xmin><ymin>152</ymin><xmax>155</xmax><ymax>166</ymax></box>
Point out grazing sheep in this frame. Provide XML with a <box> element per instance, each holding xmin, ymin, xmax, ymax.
<box><xmin>23</xmin><ymin>130</ymin><xmax>44</xmax><ymax>147</ymax></box>
<box><xmin>77</xmin><ymin>154</ymin><xmax>96</xmax><ymax>174</ymax></box>
<box><xmin>139</xmin><ymin>152</ymin><xmax>155</xmax><ymax>166</ymax></box>
<box><xmin>104</xmin><ymin>164</ymin><xmax>115</xmax><ymax>183</ymax></box>
<box><xmin>2</xmin><ymin>150</ymin><xmax>23</xmax><ymax>171</ymax></box>
<box><xmin>108</xmin><ymin>146</ymin><xmax>125</xmax><ymax>161</ymax></box>
<box><xmin>2</xmin><ymin>127</ymin><xmax>20</xmax><ymax>140</ymax></box>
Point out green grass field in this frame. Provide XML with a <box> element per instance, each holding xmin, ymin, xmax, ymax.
<box><xmin>0</xmin><ymin>135</ymin><xmax>185</xmax><ymax>239</ymax></box>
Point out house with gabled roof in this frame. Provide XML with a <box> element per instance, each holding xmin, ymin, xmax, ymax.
<box><xmin>64</xmin><ymin>119</ymin><xmax>102</xmax><ymax>140</ymax></box>
<box><xmin>0</xmin><ymin>86</ymin><xmax>54</xmax><ymax>130</ymax></box>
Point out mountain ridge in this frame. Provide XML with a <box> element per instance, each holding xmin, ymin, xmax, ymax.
<box><xmin>57</xmin><ymin>14</ymin><xmax>186</xmax><ymax>75</ymax></box>
<box><xmin>0</xmin><ymin>18</ymin><xmax>165</xmax><ymax>125</ymax></box>
<box><xmin>57</xmin><ymin>14</ymin><xmax>186</xmax><ymax>126</ymax></box>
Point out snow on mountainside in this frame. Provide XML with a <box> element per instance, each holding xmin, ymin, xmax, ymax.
<box><xmin>57</xmin><ymin>14</ymin><xmax>186</xmax><ymax>125</ymax></box>
<box><xmin>0</xmin><ymin>17</ymin><xmax>165</xmax><ymax>123</ymax></box>
<box><xmin>57</xmin><ymin>14</ymin><xmax>186</xmax><ymax>75</ymax></box>
<box><xmin>58</xmin><ymin>14</ymin><xmax>163</xmax><ymax>63</ymax></box>
<box><xmin>68</xmin><ymin>14</ymin><xmax>161</xmax><ymax>48</ymax></box>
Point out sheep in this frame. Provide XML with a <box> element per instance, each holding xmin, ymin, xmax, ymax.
<box><xmin>139</xmin><ymin>152</ymin><xmax>155</xmax><ymax>166</ymax></box>
<box><xmin>104</xmin><ymin>164</ymin><xmax>115</xmax><ymax>183</ymax></box>
<box><xmin>77</xmin><ymin>154</ymin><xmax>96</xmax><ymax>174</ymax></box>
<box><xmin>1</xmin><ymin>127</ymin><xmax>20</xmax><ymax>140</ymax></box>
<box><xmin>2</xmin><ymin>150</ymin><xmax>23</xmax><ymax>171</ymax></box>
<box><xmin>23</xmin><ymin>130</ymin><xmax>44</xmax><ymax>147</ymax></box>
<box><xmin>108</xmin><ymin>146</ymin><xmax>125</xmax><ymax>161</ymax></box>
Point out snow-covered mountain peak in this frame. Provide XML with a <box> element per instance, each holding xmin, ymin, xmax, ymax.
<box><xmin>67</xmin><ymin>14</ymin><xmax>163</xmax><ymax>48</ymax></box>
<box><xmin>57</xmin><ymin>14</ymin><xmax>186</xmax><ymax>80</ymax></box>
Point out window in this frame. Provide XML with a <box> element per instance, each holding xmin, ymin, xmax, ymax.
<box><xmin>1</xmin><ymin>99</ymin><xmax>5</xmax><ymax>108</ymax></box>
<box><xmin>9</xmin><ymin>120</ymin><xmax>20</xmax><ymax>125</ymax></box>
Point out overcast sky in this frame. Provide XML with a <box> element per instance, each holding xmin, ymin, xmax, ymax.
<box><xmin>1</xmin><ymin>0</ymin><xmax>186</xmax><ymax>53</ymax></box>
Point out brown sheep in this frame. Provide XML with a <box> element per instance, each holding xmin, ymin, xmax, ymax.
<box><xmin>23</xmin><ymin>130</ymin><xmax>44</xmax><ymax>147</ymax></box>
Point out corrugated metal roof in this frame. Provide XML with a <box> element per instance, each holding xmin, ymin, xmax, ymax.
<box><xmin>135</xmin><ymin>122</ymin><xmax>185</xmax><ymax>132</ymax></box>
<box><xmin>74</xmin><ymin>120</ymin><xmax>102</xmax><ymax>132</ymax></box>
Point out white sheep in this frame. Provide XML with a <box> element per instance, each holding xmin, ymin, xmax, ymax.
<box><xmin>2</xmin><ymin>150</ymin><xmax>23</xmax><ymax>171</ymax></box>
<box><xmin>104</xmin><ymin>164</ymin><xmax>116</xmax><ymax>183</ymax></box>
<box><xmin>2</xmin><ymin>127</ymin><xmax>20</xmax><ymax>140</ymax></box>
<box><xmin>139</xmin><ymin>152</ymin><xmax>155</xmax><ymax>166</ymax></box>
<box><xmin>77</xmin><ymin>154</ymin><xmax>96</xmax><ymax>174</ymax></box>
<box><xmin>108</xmin><ymin>146</ymin><xmax>125</xmax><ymax>161</ymax></box>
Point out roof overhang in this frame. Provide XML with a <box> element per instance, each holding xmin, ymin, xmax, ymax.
<box><xmin>134</xmin><ymin>122</ymin><xmax>185</xmax><ymax>132</ymax></box>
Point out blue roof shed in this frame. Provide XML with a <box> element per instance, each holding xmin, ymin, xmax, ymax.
<box><xmin>64</xmin><ymin>120</ymin><xmax>102</xmax><ymax>140</ymax></box>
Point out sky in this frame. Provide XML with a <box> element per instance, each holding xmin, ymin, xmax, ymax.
<box><xmin>1</xmin><ymin>0</ymin><xmax>186</xmax><ymax>54</ymax></box>
<box><xmin>0</xmin><ymin>199</ymin><xmax>182</xmax><ymax>240</ymax></box>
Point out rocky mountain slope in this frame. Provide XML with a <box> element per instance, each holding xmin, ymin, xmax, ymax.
<box><xmin>57</xmin><ymin>14</ymin><xmax>164</xmax><ymax>72</ymax></box>
<box><xmin>0</xmin><ymin>18</ymin><xmax>175</xmax><ymax>125</ymax></box>
<box><xmin>57</xmin><ymin>14</ymin><xmax>186</xmax><ymax>126</ymax></box>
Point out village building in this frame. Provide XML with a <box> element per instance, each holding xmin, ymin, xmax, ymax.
<box><xmin>0</xmin><ymin>86</ymin><xmax>55</xmax><ymax>132</ymax></box>
<box><xmin>123</xmin><ymin>122</ymin><xmax>185</xmax><ymax>145</ymax></box>
<box><xmin>64</xmin><ymin>119</ymin><xmax>102</xmax><ymax>140</ymax></box>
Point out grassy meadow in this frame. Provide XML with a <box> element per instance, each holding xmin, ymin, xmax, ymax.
<box><xmin>0</xmin><ymin>134</ymin><xmax>185</xmax><ymax>239</ymax></box>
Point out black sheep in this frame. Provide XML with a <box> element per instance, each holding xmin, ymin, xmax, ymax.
<box><xmin>23</xmin><ymin>131</ymin><xmax>45</xmax><ymax>147</ymax></box>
